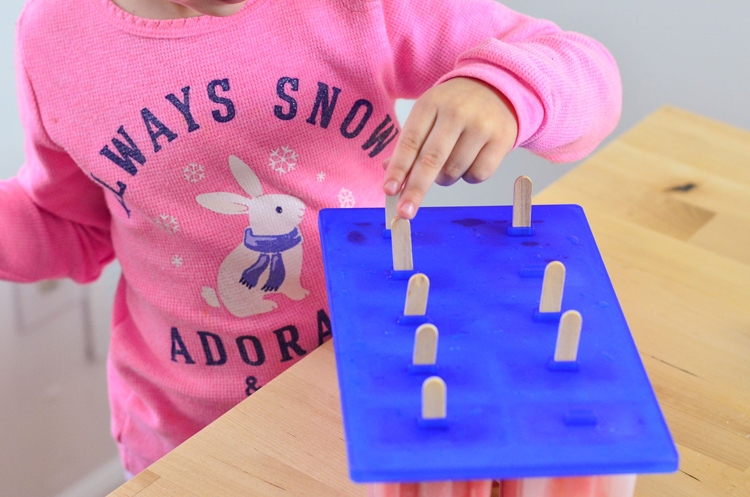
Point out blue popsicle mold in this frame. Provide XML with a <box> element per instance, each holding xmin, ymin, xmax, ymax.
<box><xmin>318</xmin><ymin>205</ymin><xmax>678</xmax><ymax>483</ymax></box>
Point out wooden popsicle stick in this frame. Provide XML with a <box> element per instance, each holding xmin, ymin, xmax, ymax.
<box><xmin>385</xmin><ymin>195</ymin><xmax>399</xmax><ymax>230</ymax></box>
<box><xmin>512</xmin><ymin>175</ymin><xmax>533</xmax><ymax>228</ymax></box>
<box><xmin>413</xmin><ymin>323</ymin><xmax>438</xmax><ymax>365</ymax></box>
<box><xmin>554</xmin><ymin>310</ymin><xmax>582</xmax><ymax>362</ymax></box>
<box><xmin>539</xmin><ymin>261</ymin><xmax>566</xmax><ymax>313</ymax></box>
<box><xmin>404</xmin><ymin>273</ymin><xmax>430</xmax><ymax>316</ymax></box>
<box><xmin>391</xmin><ymin>217</ymin><xmax>414</xmax><ymax>271</ymax></box>
<box><xmin>422</xmin><ymin>376</ymin><xmax>447</xmax><ymax>420</ymax></box>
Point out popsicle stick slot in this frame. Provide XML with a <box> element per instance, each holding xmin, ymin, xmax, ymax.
<box><xmin>413</xmin><ymin>323</ymin><xmax>438</xmax><ymax>366</ymax></box>
<box><xmin>391</xmin><ymin>217</ymin><xmax>414</xmax><ymax>271</ymax></box>
<box><xmin>564</xmin><ymin>408</ymin><xmax>598</xmax><ymax>426</ymax></box>
<box><xmin>539</xmin><ymin>261</ymin><xmax>566</xmax><ymax>313</ymax></box>
<box><xmin>421</xmin><ymin>376</ymin><xmax>446</xmax><ymax>420</ymax></box>
<box><xmin>554</xmin><ymin>310</ymin><xmax>582</xmax><ymax>362</ymax></box>
<box><xmin>404</xmin><ymin>273</ymin><xmax>430</xmax><ymax>316</ymax></box>
<box><xmin>512</xmin><ymin>175</ymin><xmax>532</xmax><ymax>228</ymax></box>
<box><xmin>385</xmin><ymin>194</ymin><xmax>399</xmax><ymax>230</ymax></box>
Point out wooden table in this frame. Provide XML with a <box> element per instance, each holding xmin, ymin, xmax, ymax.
<box><xmin>110</xmin><ymin>107</ymin><xmax>750</xmax><ymax>497</ymax></box>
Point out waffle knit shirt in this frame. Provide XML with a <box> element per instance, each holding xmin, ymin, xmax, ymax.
<box><xmin>2</xmin><ymin>0</ymin><xmax>621</xmax><ymax>474</ymax></box>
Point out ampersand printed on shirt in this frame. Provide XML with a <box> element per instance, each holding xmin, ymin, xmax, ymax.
<box><xmin>245</xmin><ymin>375</ymin><xmax>261</xmax><ymax>396</ymax></box>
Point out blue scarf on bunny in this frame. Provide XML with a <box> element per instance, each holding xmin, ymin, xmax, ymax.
<box><xmin>239</xmin><ymin>227</ymin><xmax>302</xmax><ymax>292</ymax></box>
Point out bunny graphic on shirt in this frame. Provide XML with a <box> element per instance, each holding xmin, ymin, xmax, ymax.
<box><xmin>197</xmin><ymin>155</ymin><xmax>309</xmax><ymax>317</ymax></box>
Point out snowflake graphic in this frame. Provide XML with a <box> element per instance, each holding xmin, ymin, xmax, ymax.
<box><xmin>155</xmin><ymin>214</ymin><xmax>180</xmax><ymax>234</ymax></box>
<box><xmin>183</xmin><ymin>163</ymin><xmax>205</xmax><ymax>183</ymax></box>
<box><xmin>338</xmin><ymin>188</ymin><xmax>356</xmax><ymax>208</ymax></box>
<box><xmin>171</xmin><ymin>255</ymin><xmax>184</xmax><ymax>268</ymax></box>
<box><xmin>316</xmin><ymin>172</ymin><xmax>326</xmax><ymax>182</ymax></box>
<box><xmin>269</xmin><ymin>146</ymin><xmax>299</xmax><ymax>175</ymax></box>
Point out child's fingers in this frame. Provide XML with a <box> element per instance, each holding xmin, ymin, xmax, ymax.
<box><xmin>461</xmin><ymin>140</ymin><xmax>507</xmax><ymax>184</ymax></box>
<box><xmin>435</xmin><ymin>132</ymin><xmax>486</xmax><ymax>187</ymax></box>
<box><xmin>397</xmin><ymin>114</ymin><xmax>463</xmax><ymax>219</ymax></box>
<box><xmin>383</xmin><ymin>104</ymin><xmax>437</xmax><ymax>196</ymax></box>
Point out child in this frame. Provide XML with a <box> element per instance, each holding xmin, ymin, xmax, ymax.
<box><xmin>2</xmin><ymin>0</ymin><xmax>621</xmax><ymax>477</ymax></box>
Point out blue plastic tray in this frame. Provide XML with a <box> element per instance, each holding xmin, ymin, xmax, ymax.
<box><xmin>318</xmin><ymin>205</ymin><xmax>678</xmax><ymax>483</ymax></box>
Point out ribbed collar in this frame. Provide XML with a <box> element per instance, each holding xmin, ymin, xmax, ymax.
<box><xmin>92</xmin><ymin>0</ymin><xmax>265</xmax><ymax>38</ymax></box>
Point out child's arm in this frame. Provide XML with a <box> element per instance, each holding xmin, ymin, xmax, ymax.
<box><xmin>380</xmin><ymin>0</ymin><xmax>622</xmax><ymax>219</ymax></box>
<box><xmin>0</xmin><ymin>43</ymin><xmax>114</xmax><ymax>284</ymax></box>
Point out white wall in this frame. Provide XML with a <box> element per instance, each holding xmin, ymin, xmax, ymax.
<box><xmin>0</xmin><ymin>0</ymin><xmax>25</xmax><ymax>179</ymax></box>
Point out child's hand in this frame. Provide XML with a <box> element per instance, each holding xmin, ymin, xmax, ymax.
<box><xmin>383</xmin><ymin>77</ymin><xmax>518</xmax><ymax>219</ymax></box>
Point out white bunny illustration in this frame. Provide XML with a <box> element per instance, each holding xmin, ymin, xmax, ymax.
<box><xmin>197</xmin><ymin>155</ymin><xmax>309</xmax><ymax>317</ymax></box>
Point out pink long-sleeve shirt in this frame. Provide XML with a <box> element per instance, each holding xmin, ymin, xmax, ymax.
<box><xmin>3</xmin><ymin>0</ymin><xmax>621</xmax><ymax>474</ymax></box>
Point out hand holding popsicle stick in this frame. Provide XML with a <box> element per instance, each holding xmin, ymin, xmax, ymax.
<box><xmin>382</xmin><ymin>77</ymin><xmax>518</xmax><ymax>220</ymax></box>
